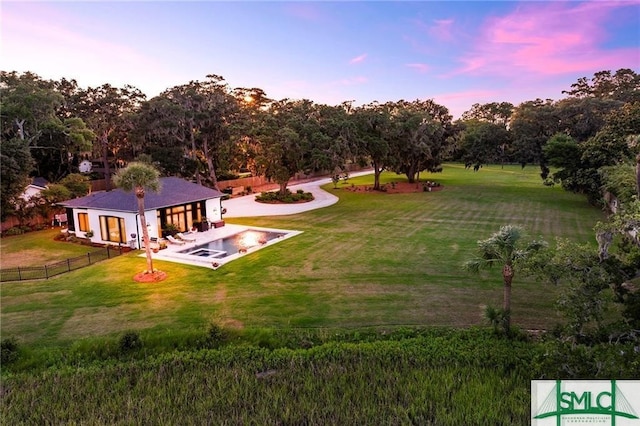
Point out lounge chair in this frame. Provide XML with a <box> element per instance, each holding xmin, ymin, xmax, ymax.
<box><xmin>177</xmin><ymin>232</ymin><xmax>196</xmax><ymax>242</ymax></box>
<box><xmin>167</xmin><ymin>235</ymin><xmax>186</xmax><ymax>245</ymax></box>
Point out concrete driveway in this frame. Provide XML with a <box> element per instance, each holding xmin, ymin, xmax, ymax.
<box><xmin>221</xmin><ymin>170</ymin><xmax>373</xmax><ymax>218</ymax></box>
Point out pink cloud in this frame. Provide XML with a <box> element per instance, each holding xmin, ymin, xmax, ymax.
<box><xmin>404</xmin><ymin>18</ymin><xmax>459</xmax><ymax>55</ymax></box>
<box><xmin>282</xmin><ymin>3</ymin><xmax>326</xmax><ymax>22</ymax></box>
<box><xmin>431</xmin><ymin>89</ymin><xmax>502</xmax><ymax>119</ymax></box>
<box><xmin>349</xmin><ymin>53</ymin><xmax>368</xmax><ymax>65</ymax></box>
<box><xmin>429</xmin><ymin>19</ymin><xmax>454</xmax><ymax>41</ymax></box>
<box><xmin>406</xmin><ymin>63</ymin><xmax>431</xmax><ymax>73</ymax></box>
<box><xmin>455</xmin><ymin>1</ymin><xmax>638</xmax><ymax>77</ymax></box>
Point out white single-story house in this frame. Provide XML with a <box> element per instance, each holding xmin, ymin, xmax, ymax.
<box><xmin>21</xmin><ymin>177</ymin><xmax>48</xmax><ymax>202</ymax></box>
<box><xmin>59</xmin><ymin>177</ymin><xmax>225</xmax><ymax>249</ymax></box>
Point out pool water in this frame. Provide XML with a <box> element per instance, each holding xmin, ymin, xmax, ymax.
<box><xmin>177</xmin><ymin>229</ymin><xmax>286</xmax><ymax>259</ymax></box>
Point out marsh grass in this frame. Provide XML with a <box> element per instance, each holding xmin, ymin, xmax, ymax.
<box><xmin>2</xmin><ymin>331</ymin><xmax>537</xmax><ymax>425</ymax></box>
<box><xmin>4</xmin><ymin>328</ymin><xmax>637</xmax><ymax>425</ymax></box>
<box><xmin>1</xmin><ymin>165</ymin><xmax>603</xmax><ymax>348</ymax></box>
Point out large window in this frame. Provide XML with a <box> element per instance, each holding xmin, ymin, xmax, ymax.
<box><xmin>77</xmin><ymin>212</ymin><xmax>89</xmax><ymax>232</ymax></box>
<box><xmin>157</xmin><ymin>202</ymin><xmax>204</xmax><ymax>233</ymax></box>
<box><xmin>99</xmin><ymin>216</ymin><xmax>126</xmax><ymax>243</ymax></box>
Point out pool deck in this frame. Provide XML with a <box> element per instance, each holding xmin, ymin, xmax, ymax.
<box><xmin>149</xmin><ymin>224</ymin><xmax>302</xmax><ymax>269</ymax></box>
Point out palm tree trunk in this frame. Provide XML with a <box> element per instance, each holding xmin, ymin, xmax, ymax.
<box><xmin>502</xmin><ymin>264</ymin><xmax>513</xmax><ymax>332</ymax></box>
<box><xmin>137</xmin><ymin>188</ymin><xmax>154</xmax><ymax>273</ymax></box>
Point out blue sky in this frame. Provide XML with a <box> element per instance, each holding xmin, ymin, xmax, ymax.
<box><xmin>2</xmin><ymin>1</ymin><xmax>638</xmax><ymax>118</ymax></box>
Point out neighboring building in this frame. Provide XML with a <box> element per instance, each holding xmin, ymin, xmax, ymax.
<box><xmin>59</xmin><ymin>177</ymin><xmax>225</xmax><ymax>248</ymax></box>
<box><xmin>21</xmin><ymin>177</ymin><xmax>48</xmax><ymax>202</ymax></box>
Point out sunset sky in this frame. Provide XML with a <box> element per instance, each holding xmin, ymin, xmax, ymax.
<box><xmin>2</xmin><ymin>1</ymin><xmax>638</xmax><ymax>117</ymax></box>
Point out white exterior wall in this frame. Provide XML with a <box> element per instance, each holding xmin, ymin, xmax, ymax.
<box><xmin>128</xmin><ymin>210</ymin><xmax>162</xmax><ymax>249</ymax></box>
<box><xmin>141</xmin><ymin>210</ymin><xmax>160</xmax><ymax>240</ymax></box>
<box><xmin>205</xmin><ymin>198</ymin><xmax>223</xmax><ymax>222</ymax></box>
<box><xmin>21</xmin><ymin>185</ymin><xmax>44</xmax><ymax>201</ymax></box>
<box><xmin>72</xmin><ymin>208</ymin><xmax>160</xmax><ymax>249</ymax></box>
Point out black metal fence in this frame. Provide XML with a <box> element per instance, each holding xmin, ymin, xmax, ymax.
<box><xmin>0</xmin><ymin>246</ymin><xmax>124</xmax><ymax>282</ymax></box>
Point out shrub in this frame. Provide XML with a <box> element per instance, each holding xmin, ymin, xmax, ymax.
<box><xmin>205</xmin><ymin>323</ymin><xmax>228</xmax><ymax>347</ymax></box>
<box><xmin>119</xmin><ymin>331</ymin><xmax>143</xmax><ymax>354</ymax></box>
<box><xmin>5</xmin><ymin>227</ymin><xmax>24</xmax><ymax>236</ymax></box>
<box><xmin>485</xmin><ymin>306</ymin><xmax>509</xmax><ymax>334</ymax></box>
<box><xmin>532</xmin><ymin>340</ymin><xmax>640</xmax><ymax>378</ymax></box>
<box><xmin>60</xmin><ymin>173</ymin><xmax>91</xmax><ymax>198</ymax></box>
<box><xmin>162</xmin><ymin>223</ymin><xmax>179</xmax><ymax>237</ymax></box>
<box><xmin>1</xmin><ymin>337</ymin><xmax>20</xmax><ymax>365</ymax></box>
<box><xmin>255</xmin><ymin>190</ymin><xmax>314</xmax><ymax>204</ymax></box>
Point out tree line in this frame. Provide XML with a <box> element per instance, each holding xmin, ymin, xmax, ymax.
<box><xmin>2</xmin><ymin>68</ymin><xmax>639</xmax><ymax>222</ymax></box>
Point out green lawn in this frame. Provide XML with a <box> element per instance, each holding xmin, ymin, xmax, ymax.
<box><xmin>0</xmin><ymin>164</ymin><xmax>604</xmax><ymax>347</ymax></box>
<box><xmin>0</xmin><ymin>228</ymin><xmax>99</xmax><ymax>269</ymax></box>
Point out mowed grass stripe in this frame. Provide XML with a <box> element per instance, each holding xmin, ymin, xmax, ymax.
<box><xmin>0</xmin><ymin>164</ymin><xmax>603</xmax><ymax>344</ymax></box>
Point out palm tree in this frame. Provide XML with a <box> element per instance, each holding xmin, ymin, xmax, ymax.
<box><xmin>463</xmin><ymin>225</ymin><xmax>546</xmax><ymax>333</ymax></box>
<box><xmin>112</xmin><ymin>162</ymin><xmax>161</xmax><ymax>275</ymax></box>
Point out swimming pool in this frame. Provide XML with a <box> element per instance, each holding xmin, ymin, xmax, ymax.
<box><xmin>152</xmin><ymin>225</ymin><xmax>301</xmax><ymax>269</ymax></box>
<box><xmin>177</xmin><ymin>229</ymin><xmax>287</xmax><ymax>258</ymax></box>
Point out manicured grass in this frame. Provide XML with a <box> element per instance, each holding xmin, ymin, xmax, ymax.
<box><xmin>0</xmin><ymin>228</ymin><xmax>97</xmax><ymax>268</ymax></box>
<box><xmin>0</xmin><ymin>165</ymin><xmax>604</xmax><ymax>347</ymax></box>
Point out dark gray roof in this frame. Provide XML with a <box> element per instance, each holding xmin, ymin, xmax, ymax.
<box><xmin>60</xmin><ymin>177</ymin><xmax>223</xmax><ymax>213</ymax></box>
<box><xmin>31</xmin><ymin>177</ymin><xmax>48</xmax><ymax>188</ymax></box>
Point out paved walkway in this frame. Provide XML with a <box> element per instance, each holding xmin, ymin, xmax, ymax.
<box><xmin>221</xmin><ymin>170</ymin><xmax>373</xmax><ymax>218</ymax></box>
